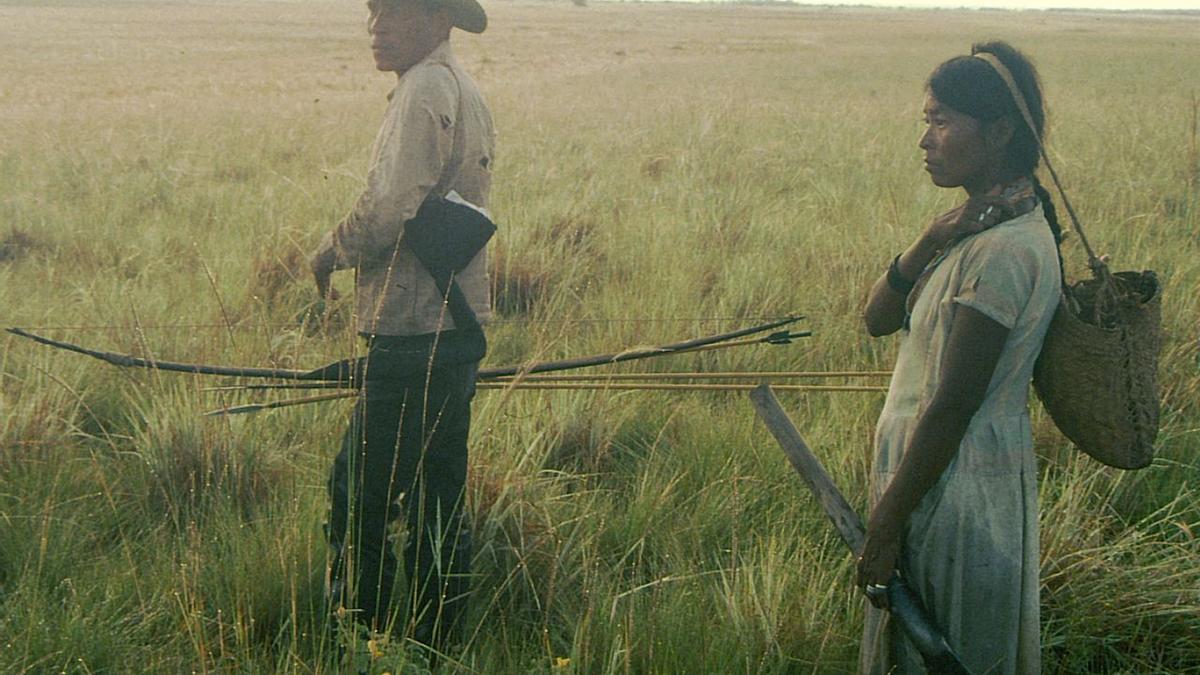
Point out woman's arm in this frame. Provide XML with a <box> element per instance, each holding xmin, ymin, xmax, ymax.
<box><xmin>863</xmin><ymin>234</ymin><xmax>943</xmax><ymax>337</ymax></box>
<box><xmin>856</xmin><ymin>304</ymin><xmax>1010</xmax><ymax>601</ymax></box>
<box><xmin>863</xmin><ymin>194</ymin><xmax>1012</xmax><ymax>337</ymax></box>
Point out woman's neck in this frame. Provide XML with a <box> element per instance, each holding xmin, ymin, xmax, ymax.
<box><xmin>963</xmin><ymin>167</ymin><xmax>1024</xmax><ymax>198</ymax></box>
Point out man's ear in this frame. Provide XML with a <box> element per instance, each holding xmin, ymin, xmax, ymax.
<box><xmin>986</xmin><ymin>116</ymin><xmax>1016</xmax><ymax>151</ymax></box>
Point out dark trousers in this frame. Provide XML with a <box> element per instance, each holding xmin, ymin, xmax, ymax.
<box><xmin>326</xmin><ymin>331</ymin><xmax>482</xmax><ymax>645</ymax></box>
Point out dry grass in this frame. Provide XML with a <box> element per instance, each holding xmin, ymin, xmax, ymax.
<box><xmin>1</xmin><ymin>1</ymin><xmax>1198</xmax><ymax>672</ymax></box>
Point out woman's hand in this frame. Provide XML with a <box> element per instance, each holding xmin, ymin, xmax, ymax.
<box><xmin>856</xmin><ymin>512</ymin><xmax>903</xmax><ymax>609</ymax></box>
<box><xmin>922</xmin><ymin>190</ymin><xmax>1014</xmax><ymax>251</ymax></box>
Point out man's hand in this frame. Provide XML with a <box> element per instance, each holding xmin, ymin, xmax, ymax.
<box><xmin>310</xmin><ymin>246</ymin><xmax>340</xmax><ymax>301</ymax></box>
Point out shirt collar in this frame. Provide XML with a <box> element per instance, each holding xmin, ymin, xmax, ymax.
<box><xmin>388</xmin><ymin>40</ymin><xmax>456</xmax><ymax>100</ymax></box>
<box><xmin>424</xmin><ymin>40</ymin><xmax>456</xmax><ymax>69</ymax></box>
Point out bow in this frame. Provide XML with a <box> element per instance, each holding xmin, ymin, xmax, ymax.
<box><xmin>7</xmin><ymin>316</ymin><xmax>807</xmax><ymax>385</ymax></box>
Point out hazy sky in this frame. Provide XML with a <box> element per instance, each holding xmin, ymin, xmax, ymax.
<box><xmin>787</xmin><ymin>0</ymin><xmax>1199</xmax><ymax>8</ymax></box>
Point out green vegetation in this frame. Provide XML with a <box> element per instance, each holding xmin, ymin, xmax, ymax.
<box><xmin>1</xmin><ymin>1</ymin><xmax>1197</xmax><ymax>672</ymax></box>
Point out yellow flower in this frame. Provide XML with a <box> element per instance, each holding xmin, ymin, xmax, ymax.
<box><xmin>367</xmin><ymin>638</ymin><xmax>386</xmax><ymax>659</ymax></box>
<box><xmin>554</xmin><ymin>657</ymin><xmax>571</xmax><ymax>669</ymax></box>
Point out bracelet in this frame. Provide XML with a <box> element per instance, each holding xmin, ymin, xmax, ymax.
<box><xmin>886</xmin><ymin>254</ymin><xmax>916</xmax><ymax>295</ymax></box>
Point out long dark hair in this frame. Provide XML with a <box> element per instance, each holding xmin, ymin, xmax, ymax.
<box><xmin>927</xmin><ymin>41</ymin><xmax>1064</xmax><ymax>251</ymax></box>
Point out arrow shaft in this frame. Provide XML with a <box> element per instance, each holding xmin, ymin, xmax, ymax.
<box><xmin>201</xmin><ymin>381</ymin><xmax>880</xmax><ymax>416</ymax></box>
<box><xmin>205</xmin><ymin>370</ymin><xmax>890</xmax><ymax>392</ymax></box>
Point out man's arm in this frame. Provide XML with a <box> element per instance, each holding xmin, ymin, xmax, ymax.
<box><xmin>310</xmin><ymin>65</ymin><xmax>458</xmax><ymax>296</ymax></box>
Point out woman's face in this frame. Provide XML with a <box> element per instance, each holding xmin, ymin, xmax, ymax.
<box><xmin>919</xmin><ymin>93</ymin><xmax>998</xmax><ymax>195</ymax></box>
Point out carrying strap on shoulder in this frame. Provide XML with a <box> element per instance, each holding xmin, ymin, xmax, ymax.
<box><xmin>432</xmin><ymin>60</ymin><xmax>468</xmax><ymax>199</ymax></box>
<box><xmin>974</xmin><ymin>52</ymin><xmax>1108</xmax><ymax>279</ymax></box>
<box><xmin>425</xmin><ymin>59</ymin><xmax>484</xmax><ymax>334</ymax></box>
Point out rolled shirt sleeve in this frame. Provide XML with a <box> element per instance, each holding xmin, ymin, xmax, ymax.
<box><xmin>318</xmin><ymin>64</ymin><xmax>458</xmax><ymax>270</ymax></box>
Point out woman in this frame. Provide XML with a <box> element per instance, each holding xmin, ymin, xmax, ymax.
<box><xmin>857</xmin><ymin>42</ymin><xmax>1063</xmax><ymax>675</ymax></box>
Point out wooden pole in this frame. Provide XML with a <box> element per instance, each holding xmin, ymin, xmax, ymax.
<box><xmin>748</xmin><ymin>384</ymin><xmax>866</xmax><ymax>554</ymax></box>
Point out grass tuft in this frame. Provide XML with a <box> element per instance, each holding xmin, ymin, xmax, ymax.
<box><xmin>0</xmin><ymin>227</ymin><xmax>45</xmax><ymax>264</ymax></box>
<box><xmin>490</xmin><ymin>244</ymin><xmax>551</xmax><ymax>317</ymax></box>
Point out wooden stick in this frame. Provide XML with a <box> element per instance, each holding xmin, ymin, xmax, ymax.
<box><xmin>749</xmin><ymin>384</ymin><xmax>866</xmax><ymax>553</ymax></box>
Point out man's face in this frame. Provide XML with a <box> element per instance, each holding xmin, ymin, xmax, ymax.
<box><xmin>367</xmin><ymin>0</ymin><xmax>443</xmax><ymax>74</ymax></box>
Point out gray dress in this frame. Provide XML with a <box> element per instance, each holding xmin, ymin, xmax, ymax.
<box><xmin>860</xmin><ymin>206</ymin><xmax>1061</xmax><ymax>675</ymax></box>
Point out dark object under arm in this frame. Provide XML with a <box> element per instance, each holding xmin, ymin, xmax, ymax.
<box><xmin>402</xmin><ymin>196</ymin><xmax>497</xmax><ymax>334</ymax></box>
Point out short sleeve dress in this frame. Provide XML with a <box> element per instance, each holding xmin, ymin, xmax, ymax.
<box><xmin>859</xmin><ymin>205</ymin><xmax>1061</xmax><ymax>675</ymax></box>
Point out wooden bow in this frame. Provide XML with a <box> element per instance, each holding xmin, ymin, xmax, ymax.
<box><xmin>7</xmin><ymin>316</ymin><xmax>807</xmax><ymax>385</ymax></box>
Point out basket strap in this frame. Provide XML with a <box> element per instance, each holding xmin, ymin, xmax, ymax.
<box><xmin>974</xmin><ymin>53</ymin><xmax>1108</xmax><ymax>278</ymax></box>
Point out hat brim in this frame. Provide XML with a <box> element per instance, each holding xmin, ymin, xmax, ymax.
<box><xmin>448</xmin><ymin>0</ymin><xmax>487</xmax><ymax>34</ymax></box>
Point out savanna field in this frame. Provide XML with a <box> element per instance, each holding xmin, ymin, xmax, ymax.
<box><xmin>2</xmin><ymin>1</ymin><xmax>1199</xmax><ymax>672</ymax></box>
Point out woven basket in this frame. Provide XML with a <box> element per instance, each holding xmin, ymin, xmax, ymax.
<box><xmin>975</xmin><ymin>52</ymin><xmax>1163</xmax><ymax>470</ymax></box>
<box><xmin>1033</xmin><ymin>270</ymin><xmax>1162</xmax><ymax>469</ymax></box>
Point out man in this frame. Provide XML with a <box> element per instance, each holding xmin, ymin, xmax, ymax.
<box><xmin>309</xmin><ymin>0</ymin><xmax>495</xmax><ymax>653</ymax></box>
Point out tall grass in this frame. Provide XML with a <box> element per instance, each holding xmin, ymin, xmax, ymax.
<box><xmin>2</xmin><ymin>1</ymin><xmax>1198</xmax><ymax>672</ymax></box>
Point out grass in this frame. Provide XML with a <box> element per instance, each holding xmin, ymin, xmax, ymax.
<box><xmin>1</xmin><ymin>1</ymin><xmax>1198</xmax><ymax>672</ymax></box>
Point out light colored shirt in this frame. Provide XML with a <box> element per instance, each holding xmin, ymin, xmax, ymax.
<box><xmin>317</xmin><ymin>40</ymin><xmax>495</xmax><ymax>336</ymax></box>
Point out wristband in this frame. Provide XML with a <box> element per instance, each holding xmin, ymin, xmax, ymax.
<box><xmin>886</xmin><ymin>254</ymin><xmax>916</xmax><ymax>295</ymax></box>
